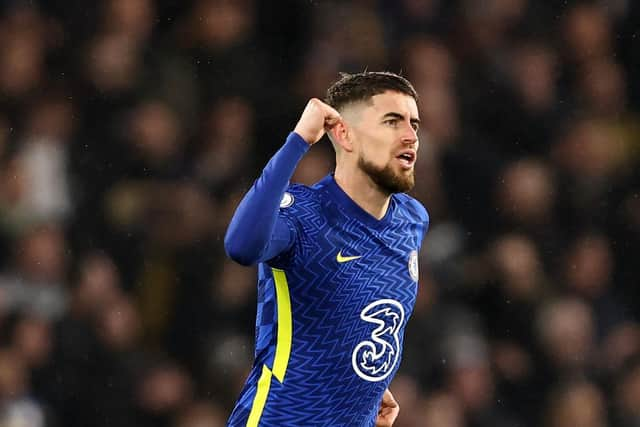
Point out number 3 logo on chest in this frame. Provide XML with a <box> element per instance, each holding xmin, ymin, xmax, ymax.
<box><xmin>351</xmin><ymin>299</ymin><xmax>405</xmax><ymax>382</ymax></box>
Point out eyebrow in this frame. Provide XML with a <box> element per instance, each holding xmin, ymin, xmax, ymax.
<box><xmin>381</xmin><ymin>112</ymin><xmax>421</xmax><ymax>126</ymax></box>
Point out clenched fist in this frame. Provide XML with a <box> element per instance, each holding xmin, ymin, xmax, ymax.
<box><xmin>293</xmin><ymin>98</ymin><xmax>342</xmax><ymax>145</ymax></box>
<box><xmin>376</xmin><ymin>389</ymin><xmax>399</xmax><ymax>427</ymax></box>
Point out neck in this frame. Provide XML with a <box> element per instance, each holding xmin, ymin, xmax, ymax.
<box><xmin>334</xmin><ymin>163</ymin><xmax>391</xmax><ymax>220</ymax></box>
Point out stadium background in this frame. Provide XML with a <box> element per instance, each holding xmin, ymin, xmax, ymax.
<box><xmin>0</xmin><ymin>0</ymin><xmax>640</xmax><ymax>426</ymax></box>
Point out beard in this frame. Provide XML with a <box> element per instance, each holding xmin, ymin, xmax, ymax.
<box><xmin>358</xmin><ymin>155</ymin><xmax>415</xmax><ymax>195</ymax></box>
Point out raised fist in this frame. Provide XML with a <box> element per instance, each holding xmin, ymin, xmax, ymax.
<box><xmin>293</xmin><ymin>98</ymin><xmax>342</xmax><ymax>145</ymax></box>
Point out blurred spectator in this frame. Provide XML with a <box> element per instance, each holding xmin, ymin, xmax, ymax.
<box><xmin>493</xmin><ymin>158</ymin><xmax>565</xmax><ymax>269</ymax></box>
<box><xmin>552</xmin><ymin>117</ymin><xmax>629</xmax><ymax>233</ymax></box>
<box><xmin>0</xmin><ymin>349</ymin><xmax>47</xmax><ymax>427</ymax></box>
<box><xmin>69</xmin><ymin>251</ymin><xmax>123</xmax><ymax>318</ymax></box>
<box><xmin>83</xmin><ymin>32</ymin><xmax>144</xmax><ymax>97</ymax></box>
<box><xmin>0</xmin><ymin>94</ymin><xmax>74</xmax><ymax>233</ymax></box>
<box><xmin>173</xmin><ymin>0</ymin><xmax>271</xmax><ymax>107</ymax></box>
<box><xmin>508</xmin><ymin>40</ymin><xmax>558</xmax><ymax>116</ymax></box>
<box><xmin>443</xmin><ymin>332</ymin><xmax>519</xmax><ymax>427</ymax></box>
<box><xmin>193</xmin><ymin>96</ymin><xmax>256</xmax><ymax>197</ymax></box>
<box><xmin>495</xmin><ymin>158</ymin><xmax>556</xmax><ymax>228</ymax></box>
<box><xmin>0</xmin><ymin>224</ymin><xmax>68</xmax><ymax>320</ymax></box>
<box><xmin>0</xmin><ymin>3</ymin><xmax>52</xmax><ymax>108</ymax></box>
<box><xmin>381</xmin><ymin>0</ymin><xmax>450</xmax><ymax>42</ymax></box>
<box><xmin>599</xmin><ymin>322</ymin><xmax>640</xmax><ymax>374</ymax></box>
<box><xmin>100</xmin><ymin>0</ymin><xmax>156</xmax><ymax>45</ymax></box>
<box><xmin>544</xmin><ymin>379</ymin><xmax>609</xmax><ymax>427</ymax></box>
<box><xmin>418</xmin><ymin>391</ymin><xmax>464</xmax><ymax>427</ymax></box>
<box><xmin>578</xmin><ymin>58</ymin><xmax>627</xmax><ymax>118</ymax></box>
<box><xmin>309</xmin><ymin>1</ymin><xmax>388</xmax><ymax>72</ymax></box>
<box><xmin>203</xmin><ymin>257</ymin><xmax>256</xmax><ymax>406</ymax></box>
<box><xmin>504</xmin><ymin>39</ymin><xmax>562</xmax><ymax>157</ymax></box>
<box><xmin>536</xmin><ymin>297</ymin><xmax>595</xmax><ymax>376</ymax></box>
<box><xmin>291</xmin><ymin>143</ymin><xmax>334</xmax><ymax>186</ymax></box>
<box><xmin>174</xmin><ymin>400</ymin><xmax>226</xmax><ymax>427</ymax></box>
<box><xmin>136</xmin><ymin>359</ymin><xmax>193</xmax><ymax>427</ymax></box>
<box><xmin>562</xmin><ymin>3</ymin><xmax>613</xmax><ymax>65</ymax></box>
<box><xmin>8</xmin><ymin>313</ymin><xmax>52</xmax><ymax>372</ymax></box>
<box><xmin>388</xmin><ymin>374</ymin><xmax>425</xmax><ymax>427</ymax></box>
<box><xmin>562</xmin><ymin>233</ymin><xmax>629</xmax><ymax>333</ymax></box>
<box><xmin>614</xmin><ymin>356</ymin><xmax>640</xmax><ymax>427</ymax></box>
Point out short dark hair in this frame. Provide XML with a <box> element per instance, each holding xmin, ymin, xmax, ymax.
<box><xmin>325</xmin><ymin>71</ymin><xmax>418</xmax><ymax>112</ymax></box>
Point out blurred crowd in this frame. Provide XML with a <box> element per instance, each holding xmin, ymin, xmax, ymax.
<box><xmin>0</xmin><ymin>0</ymin><xmax>639</xmax><ymax>426</ymax></box>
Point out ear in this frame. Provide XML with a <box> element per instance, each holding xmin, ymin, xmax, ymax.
<box><xmin>328</xmin><ymin>120</ymin><xmax>354</xmax><ymax>152</ymax></box>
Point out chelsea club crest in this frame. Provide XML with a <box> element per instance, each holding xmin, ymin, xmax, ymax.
<box><xmin>408</xmin><ymin>250</ymin><xmax>419</xmax><ymax>282</ymax></box>
<box><xmin>279</xmin><ymin>192</ymin><xmax>294</xmax><ymax>208</ymax></box>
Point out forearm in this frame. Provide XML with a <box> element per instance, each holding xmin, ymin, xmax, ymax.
<box><xmin>224</xmin><ymin>132</ymin><xmax>309</xmax><ymax>265</ymax></box>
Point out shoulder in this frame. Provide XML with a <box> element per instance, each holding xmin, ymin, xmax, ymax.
<box><xmin>393</xmin><ymin>193</ymin><xmax>429</xmax><ymax>224</ymax></box>
<box><xmin>279</xmin><ymin>183</ymin><xmax>322</xmax><ymax>210</ymax></box>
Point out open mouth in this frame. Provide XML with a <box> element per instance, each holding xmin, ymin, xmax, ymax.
<box><xmin>396</xmin><ymin>151</ymin><xmax>416</xmax><ymax>169</ymax></box>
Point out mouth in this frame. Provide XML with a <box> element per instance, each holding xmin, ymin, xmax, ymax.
<box><xmin>396</xmin><ymin>151</ymin><xmax>416</xmax><ymax>170</ymax></box>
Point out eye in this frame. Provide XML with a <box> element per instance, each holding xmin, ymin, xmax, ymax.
<box><xmin>383</xmin><ymin>119</ymin><xmax>398</xmax><ymax>127</ymax></box>
<box><xmin>411</xmin><ymin>122</ymin><xmax>419</xmax><ymax>132</ymax></box>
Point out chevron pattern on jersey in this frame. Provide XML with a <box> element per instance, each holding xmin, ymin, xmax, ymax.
<box><xmin>227</xmin><ymin>177</ymin><xmax>429</xmax><ymax>427</ymax></box>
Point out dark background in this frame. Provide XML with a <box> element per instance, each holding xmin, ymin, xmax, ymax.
<box><xmin>0</xmin><ymin>0</ymin><xmax>640</xmax><ymax>426</ymax></box>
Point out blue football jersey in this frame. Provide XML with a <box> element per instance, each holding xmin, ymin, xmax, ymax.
<box><xmin>227</xmin><ymin>174</ymin><xmax>429</xmax><ymax>427</ymax></box>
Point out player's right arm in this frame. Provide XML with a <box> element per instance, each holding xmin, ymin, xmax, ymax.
<box><xmin>224</xmin><ymin>99</ymin><xmax>340</xmax><ymax>265</ymax></box>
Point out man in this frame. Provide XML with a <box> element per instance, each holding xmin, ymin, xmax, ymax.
<box><xmin>224</xmin><ymin>72</ymin><xmax>429</xmax><ymax>426</ymax></box>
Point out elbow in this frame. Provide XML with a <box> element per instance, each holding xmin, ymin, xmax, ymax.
<box><xmin>224</xmin><ymin>233</ymin><xmax>258</xmax><ymax>266</ymax></box>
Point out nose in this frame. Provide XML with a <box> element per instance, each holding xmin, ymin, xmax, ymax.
<box><xmin>401</xmin><ymin>123</ymin><xmax>418</xmax><ymax>145</ymax></box>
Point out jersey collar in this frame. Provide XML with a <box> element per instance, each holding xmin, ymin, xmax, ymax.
<box><xmin>318</xmin><ymin>174</ymin><xmax>394</xmax><ymax>229</ymax></box>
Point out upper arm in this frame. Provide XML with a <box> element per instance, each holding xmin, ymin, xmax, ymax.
<box><xmin>225</xmin><ymin>209</ymin><xmax>297</xmax><ymax>266</ymax></box>
<box><xmin>260</xmin><ymin>214</ymin><xmax>297</xmax><ymax>264</ymax></box>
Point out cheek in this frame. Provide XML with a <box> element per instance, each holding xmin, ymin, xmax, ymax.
<box><xmin>359</xmin><ymin>138</ymin><xmax>392</xmax><ymax>164</ymax></box>
<box><xmin>360</xmin><ymin>146</ymin><xmax>389</xmax><ymax>166</ymax></box>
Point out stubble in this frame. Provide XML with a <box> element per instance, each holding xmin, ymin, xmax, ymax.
<box><xmin>357</xmin><ymin>156</ymin><xmax>415</xmax><ymax>195</ymax></box>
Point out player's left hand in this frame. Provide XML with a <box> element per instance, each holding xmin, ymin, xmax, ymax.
<box><xmin>376</xmin><ymin>388</ymin><xmax>399</xmax><ymax>427</ymax></box>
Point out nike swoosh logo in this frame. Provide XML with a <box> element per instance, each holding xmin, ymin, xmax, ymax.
<box><xmin>336</xmin><ymin>250</ymin><xmax>362</xmax><ymax>263</ymax></box>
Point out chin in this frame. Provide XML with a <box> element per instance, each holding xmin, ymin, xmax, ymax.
<box><xmin>395</xmin><ymin>175</ymin><xmax>415</xmax><ymax>193</ymax></box>
<box><xmin>359</xmin><ymin>157</ymin><xmax>415</xmax><ymax>194</ymax></box>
